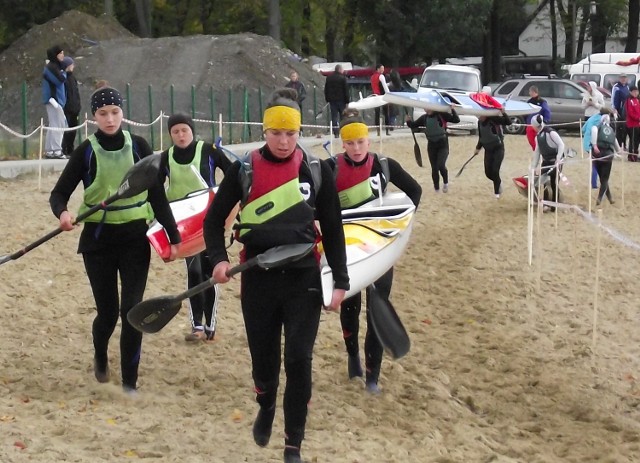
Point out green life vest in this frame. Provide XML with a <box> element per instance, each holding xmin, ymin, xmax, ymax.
<box><xmin>78</xmin><ymin>131</ymin><xmax>152</xmax><ymax>224</ymax></box>
<box><xmin>596</xmin><ymin>123</ymin><xmax>616</xmax><ymax>153</ymax></box>
<box><xmin>166</xmin><ymin>140</ymin><xmax>206</xmax><ymax>201</ymax></box>
<box><xmin>424</xmin><ymin>114</ymin><xmax>446</xmax><ymax>142</ymax></box>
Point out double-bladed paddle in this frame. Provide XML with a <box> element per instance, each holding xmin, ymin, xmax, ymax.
<box><xmin>127</xmin><ymin>242</ymin><xmax>315</xmax><ymax>334</ymax></box>
<box><xmin>368</xmin><ymin>284</ymin><xmax>411</xmax><ymax>359</ymax></box>
<box><xmin>0</xmin><ymin>155</ymin><xmax>162</xmax><ymax>266</ymax></box>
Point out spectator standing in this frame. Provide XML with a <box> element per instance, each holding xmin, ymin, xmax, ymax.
<box><xmin>624</xmin><ymin>85</ymin><xmax>640</xmax><ymax>161</ymax></box>
<box><xmin>581</xmin><ymin>81</ymin><xmax>605</xmax><ymax>118</ymax></box>
<box><xmin>324</xmin><ymin>64</ymin><xmax>350</xmax><ymax>138</ymax></box>
<box><xmin>612</xmin><ymin>73</ymin><xmax>631</xmax><ymax>149</ymax></box>
<box><xmin>61</xmin><ymin>57</ymin><xmax>81</xmax><ymax>157</ymax></box>
<box><xmin>42</xmin><ymin>45</ymin><xmax>67</xmax><ymax>159</ymax></box>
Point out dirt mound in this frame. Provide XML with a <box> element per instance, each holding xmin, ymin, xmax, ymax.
<box><xmin>0</xmin><ymin>10</ymin><xmax>329</xmax><ymax>141</ymax></box>
<box><xmin>0</xmin><ymin>10</ymin><xmax>135</xmax><ymax>86</ymax></box>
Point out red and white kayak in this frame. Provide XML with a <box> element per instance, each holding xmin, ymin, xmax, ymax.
<box><xmin>319</xmin><ymin>192</ymin><xmax>416</xmax><ymax>307</ymax></box>
<box><xmin>148</xmin><ymin>188</ymin><xmax>238</xmax><ymax>260</ymax></box>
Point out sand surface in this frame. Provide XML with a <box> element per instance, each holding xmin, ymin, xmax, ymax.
<box><xmin>2</xmin><ymin>132</ymin><xmax>640</xmax><ymax>463</ymax></box>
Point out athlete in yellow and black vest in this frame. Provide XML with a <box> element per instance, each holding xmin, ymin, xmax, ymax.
<box><xmin>158</xmin><ymin>113</ymin><xmax>232</xmax><ymax>343</ymax></box>
<box><xmin>328</xmin><ymin>108</ymin><xmax>421</xmax><ymax>394</ymax></box>
<box><xmin>49</xmin><ymin>86</ymin><xmax>181</xmax><ymax>393</ymax></box>
<box><xmin>203</xmin><ymin>88</ymin><xmax>348</xmax><ymax>463</ymax></box>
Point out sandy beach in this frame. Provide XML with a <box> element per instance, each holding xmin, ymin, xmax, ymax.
<box><xmin>2</xmin><ymin>132</ymin><xmax>640</xmax><ymax>463</ymax></box>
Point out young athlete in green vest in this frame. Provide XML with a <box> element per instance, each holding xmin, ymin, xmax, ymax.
<box><xmin>49</xmin><ymin>86</ymin><xmax>181</xmax><ymax>393</ymax></box>
<box><xmin>159</xmin><ymin>113</ymin><xmax>232</xmax><ymax>342</ymax></box>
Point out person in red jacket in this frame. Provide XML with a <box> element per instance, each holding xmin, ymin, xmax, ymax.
<box><xmin>624</xmin><ymin>85</ymin><xmax>640</xmax><ymax>161</ymax></box>
<box><xmin>370</xmin><ymin>64</ymin><xmax>390</xmax><ymax>135</ymax></box>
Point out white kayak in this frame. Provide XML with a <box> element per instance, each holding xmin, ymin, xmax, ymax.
<box><xmin>382</xmin><ymin>90</ymin><xmax>540</xmax><ymax>117</ymax></box>
<box><xmin>348</xmin><ymin>94</ymin><xmax>388</xmax><ymax>110</ymax></box>
<box><xmin>320</xmin><ymin>192</ymin><xmax>416</xmax><ymax>307</ymax></box>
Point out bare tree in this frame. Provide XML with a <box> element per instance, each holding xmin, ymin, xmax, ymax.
<box><xmin>626</xmin><ymin>0</ymin><xmax>639</xmax><ymax>52</ymax></box>
<box><xmin>269</xmin><ymin>0</ymin><xmax>281</xmax><ymax>42</ymax></box>
<box><xmin>134</xmin><ymin>0</ymin><xmax>153</xmax><ymax>37</ymax></box>
<box><xmin>104</xmin><ymin>0</ymin><xmax>113</xmax><ymax>16</ymax></box>
<box><xmin>550</xmin><ymin>0</ymin><xmax>558</xmax><ymax>70</ymax></box>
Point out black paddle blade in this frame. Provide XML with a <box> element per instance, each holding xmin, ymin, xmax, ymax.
<box><xmin>127</xmin><ymin>296</ymin><xmax>183</xmax><ymax>334</ymax></box>
<box><xmin>410</xmin><ymin>130</ymin><xmax>423</xmax><ymax>167</ymax></box>
<box><xmin>117</xmin><ymin>154</ymin><xmax>162</xmax><ymax>199</ymax></box>
<box><xmin>413</xmin><ymin>143</ymin><xmax>423</xmax><ymax>167</ymax></box>
<box><xmin>368</xmin><ymin>285</ymin><xmax>410</xmax><ymax>359</ymax></box>
<box><xmin>256</xmin><ymin>242</ymin><xmax>315</xmax><ymax>268</ymax></box>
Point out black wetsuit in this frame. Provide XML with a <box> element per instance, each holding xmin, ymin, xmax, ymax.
<box><xmin>475</xmin><ymin>114</ymin><xmax>511</xmax><ymax>195</ymax></box>
<box><xmin>159</xmin><ymin>141</ymin><xmax>232</xmax><ymax>338</ymax></box>
<box><xmin>407</xmin><ymin>110</ymin><xmax>460</xmax><ymax>190</ymax></box>
<box><xmin>62</xmin><ymin>70</ymin><xmax>80</xmax><ymax>156</ymax></box>
<box><xmin>203</xmin><ymin>146</ymin><xmax>348</xmax><ymax>451</ymax></box>
<box><xmin>49</xmin><ymin>129</ymin><xmax>180</xmax><ymax>390</ymax></box>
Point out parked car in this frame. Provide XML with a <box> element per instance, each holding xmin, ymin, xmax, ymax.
<box><xmin>493</xmin><ymin>77</ymin><xmax>592</xmax><ymax>135</ymax></box>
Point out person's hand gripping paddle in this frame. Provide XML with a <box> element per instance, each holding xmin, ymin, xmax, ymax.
<box><xmin>0</xmin><ymin>155</ymin><xmax>162</xmax><ymax>266</ymax></box>
<box><xmin>127</xmin><ymin>243</ymin><xmax>315</xmax><ymax>334</ymax></box>
<box><xmin>368</xmin><ymin>284</ymin><xmax>411</xmax><ymax>359</ymax></box>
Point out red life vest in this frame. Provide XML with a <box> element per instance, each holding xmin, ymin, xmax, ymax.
<box><xmin>371</xmin><ymin>72</ymin><xmax>382</xmax><ymax>95</ymax></box>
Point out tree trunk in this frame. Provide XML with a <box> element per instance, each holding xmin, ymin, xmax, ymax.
<box><xmin>342</xmin><ymin>0</ymin><xmax>357</xmax><ymax>62</ymax></box>
<box><xmin>626</xmin><ymin>0</ymin><xmax>640</xmax><ymax>52</ymax></box>
<box><xmin>549</xmin><ymin>0</ymin><xmax>558</xmax><ymax>71</ymax></box>
<box><xmin>576</xmin><ymin>7</ymin><xmax>587</xmax><ymax>60</ymax></box>
<box><xmin>301</xmin><ymin>0</ymin><xmax>311</xmax><ymax>56</ymax></box>
<box><xmin>104</xmin><ymin>0</ymin><xmax>113</xmax><ymax>16</ymax></box>
<box><xmin>269</xmin><ymin>0</ymin><xmax>281</xmax><ymax>42</ymax></box>
<box><xmin>134</xmin><ymin>0</ymin><xmax>152</xmax><ymax>37</ymax></box>
<box><xmin>325</xmin><ymin>20</ymin><xmax>336</xmax><ymax>62</ymax></box>
<box><xmin>592</xmin><ymin>7</ymin><xmax>607</xmax><ymax>53</ymax></box>
<box><xmin>490</xmin><ymin>2</ymin><xmax>501</xmax><ymax>82</ymax></box>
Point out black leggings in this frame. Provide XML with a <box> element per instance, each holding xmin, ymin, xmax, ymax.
<box><xmin>541</xmin><ymin>159</ymin><xmax>558</xmax><ymax>204</ymax></box>
<box><xmin>185</xmin><ymin>252</ymin><xmax>218</xmax><ymax>332</ymax></box>
<box><xmin>594</xmin><ymin>159</ymin><xmax>613</xmax><ymax>202</ymax></box>
<box><xmin>240</xmin><ymin>266</ymin><xmax>322</xmax><ymax>449</ymax></box>
<box><xmin>484</xmin><ymin>145</ymin><xmax>505</xmax><ymax>194</ymax></box>
<box><xmin>82</xmin><ymin>236</ymin><xmax>150</xmax><ymax>389</ymax></box>
<box><xmin>62</xmin><ymin>111</ymin><xmax>79</xmax><ymax>155</ymax></box>
<box><xmin>427</xmin><ymin>139</ymin><xmax>449</xmax><ymax>190</ymax></box>
<box><xmin>340</xmin><ymin>267</ymin><xmax>393</xmax><ymax>384</ymax></box>
<box><xmin>628</xmin><ymin>126</ymin><xmax>640</xmax><ymax>155</ymax></box>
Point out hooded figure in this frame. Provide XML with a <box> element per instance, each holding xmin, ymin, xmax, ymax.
<box><xmin>582</xmin><ymin>81</ymin><xmax>605</xmax><ymax>118</ymax></box>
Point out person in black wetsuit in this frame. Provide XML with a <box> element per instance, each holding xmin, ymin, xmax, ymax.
<box><xmin>406</xmin><ymin>106</ymin><xmax>460</xmax><ymax>193</ymax></box>
<box><xmin>159</xmin><ymin>113</ymin><xmax>232</xmax><ymax>342</ymax></box>
<box><xmin>473</xmin><ymin>110</ymin><xmax>511</xmax><ymax>198</ymax></box>
<box><xmin>49</xmin><ymin>86</ymin><xmax>181</xmax><ymax>393</ymax></box>
<box><xmin>328</xmin><ymin>108</ymin><xmax>421</xmax><ymax>393</ymax></box>
<box><xmin>203</xmin><ymin>88</ymin><xmax>349</xmax><ymax>463</ymax></box>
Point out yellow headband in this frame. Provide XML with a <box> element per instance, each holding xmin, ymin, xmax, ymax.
<box><xmin>263</xmin><ymin>106</ymin><xmax>301</xmax><ymax>131</ymax></box>
<box><xmin>340</xmin><ymin>122</ymin><xmax>369</xmax><ymax>141</ymax></box>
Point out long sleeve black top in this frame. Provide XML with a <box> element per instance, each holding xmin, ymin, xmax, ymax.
<box><xmin>49</xmin><ymin>129</ymin><xmax>180</xmax><ymax>253</ymax></box>
<box><xmin>475</xmin><ymin>114</ymin><xmax>511</xmax><ymax>151</ymax></box>
<box><xmin>203</xmin><ymin>146</ymin><xmax>350</xmax><ymax>291</ymax></box>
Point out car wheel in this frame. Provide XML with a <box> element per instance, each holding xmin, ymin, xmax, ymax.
<box><xmin>504</xmin><ymin>115</ymin><xmax>525</xmax><ymax>135</ymax></box>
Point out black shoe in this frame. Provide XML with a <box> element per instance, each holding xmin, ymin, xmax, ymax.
<box><xmin>284</xmin><ymin>448</ymin><xmax>305</xmax><ymax>463</ymax></box>
<box><xmin>252</xmin><ymin>405</ymin><xmax>276</xmax><ymax>447</ymax></box>
<box><xmin>93</xmin><ymin>358</ymin><xmax>110</xmax><ymax>383</ymax></box>
<box><xmin>348</xmin><ymin>354</ymin><xmax>363</xmax><ymax>379</ymax></box>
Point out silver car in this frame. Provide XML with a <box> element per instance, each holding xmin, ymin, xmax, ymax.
<box><xmin>493</xmin><ymin>77</ymin><xmax>593</xmax><ymax>135</ymax></box>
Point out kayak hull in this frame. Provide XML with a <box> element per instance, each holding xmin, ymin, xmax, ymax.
<box><xmin>320</xmin><ymin>192</ymin><xmax>416</xmax><ymax>307</ymax></box>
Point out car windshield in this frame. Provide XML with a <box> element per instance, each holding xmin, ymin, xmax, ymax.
<box><xmin>419</xmin><ymin>70</ymin><xmax>479</xmax><ymax>92</ymax></box>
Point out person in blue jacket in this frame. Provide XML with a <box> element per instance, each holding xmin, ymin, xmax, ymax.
<box><xmin>612</xmin><ymin>73</ymin><xmax>631</xmax><ymax>149</ymax></box>
<box><xmin>42</xmin><ymin>45</ymin><xmax>68</xmax><ymax>159</ymax></box>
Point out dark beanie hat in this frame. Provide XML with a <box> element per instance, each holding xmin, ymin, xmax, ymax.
<box><xmin>90</xmin><ymin>87</ymin><xmax>123</xmax><ymax>114</ymax></box>
<box><xmin>167</xmin><ymin>113</ymin><xmax>195</xmax><ymax>133</ymax></box>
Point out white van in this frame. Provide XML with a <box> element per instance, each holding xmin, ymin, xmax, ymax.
<box><xmin>413</xmin><ymin>64</ymin><xmax>482</xmax><ymax>132</ymax></box>
<box><xmin>566</xmin><ymin>53</ymin><xmax>640</xmax><ymax>90</ymax></box>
